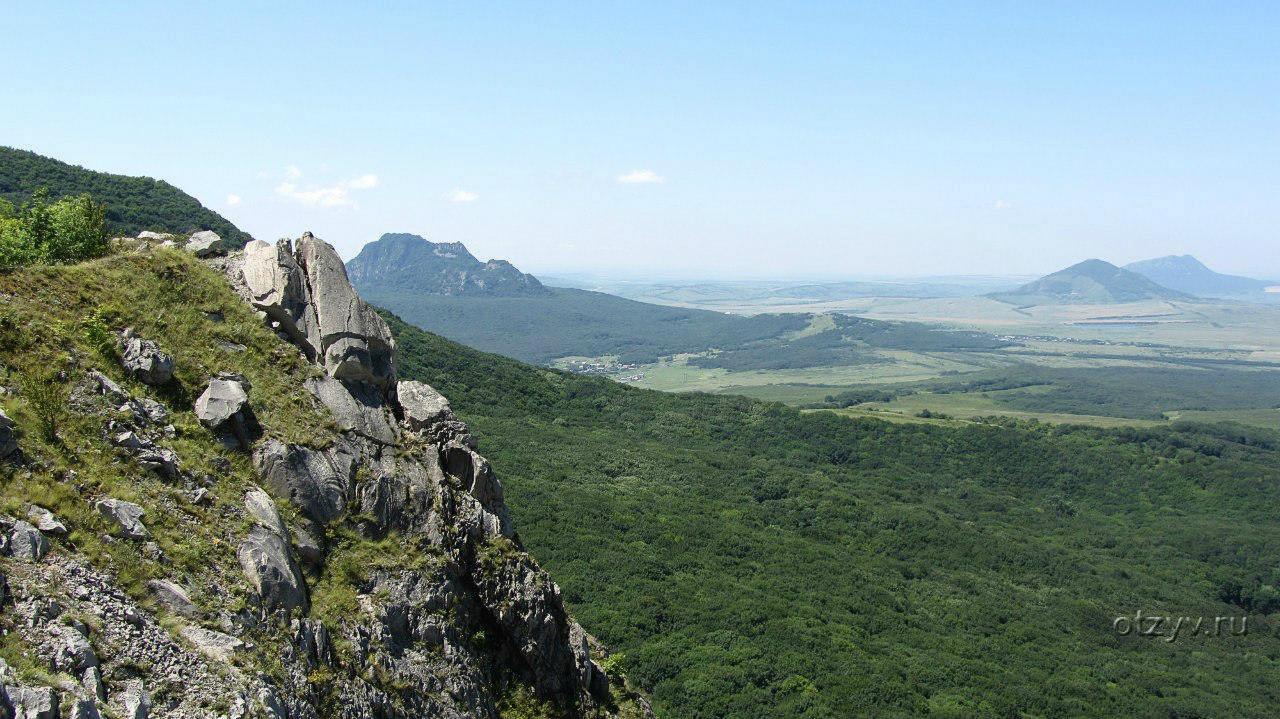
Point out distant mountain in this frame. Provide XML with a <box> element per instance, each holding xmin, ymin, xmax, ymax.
<box><xmin>1124</xmin><ymin>255</ymin><xmax>1274</xmax><ymax>297</ymax></box>
<box><xmin>350</xmin><ymin>233</ymin><xmax>1000</xmax><ymax>365</ymax></box>
<box><xmin>347</xmin><ymin>232</ymin><xmax>549</xmax><ymax>296</ymax></box>
<box><xmin>0</xmin><ymin>146</ymin><xmax>252</xmax><ymax>247</ymax></box>
<box><xmin>989</xmin><ymin>259</ymin><xmax>1194</xmax><ymax>305</ymax></box>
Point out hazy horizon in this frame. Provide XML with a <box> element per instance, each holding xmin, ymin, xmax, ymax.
<box><xmin>4</xmin><ymin>3</ymin><xmax>1277</xmax><ymax>279</ymax></box>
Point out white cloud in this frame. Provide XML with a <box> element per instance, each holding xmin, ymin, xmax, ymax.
<box><xmin>446</xmin><ymin>190</ymin><xmax>479</xmax><ymax>203</ymax></box>
<box><xmin>616</xmin><ymin>169</ymin><xmax>664</xmax><ymax>184</ymax></box>
<box><xmin>994</xmin><ymin>199</ymin><xmax>1013</xmax><ymax>210</ymax></box>
<box><xmin>347</xmin><ymin>174</ymin><xmax>379</xmax><ymax>190</ymax></box>
<box><xmin>274</xmin><ymin>171</ymin><xmax>380</xmax><ymax>208</ymax></box>
<box><xmin>226</xmin><ymin>194</ymin><xmax>242</xmax><ymax>206</ymax></box>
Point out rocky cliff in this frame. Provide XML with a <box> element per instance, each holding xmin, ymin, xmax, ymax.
<box><xmin>345</xmin><ymin>233</ymin><xmax>548</xmax><ymax>297</ymax></box>
<box><xmin>0</xmin><ymin>232</ymin><xmax>649</xmax><ymax>718</ymax></box>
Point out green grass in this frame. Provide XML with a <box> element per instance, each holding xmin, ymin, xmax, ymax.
<box><xmin>0</xmin><ymin>248</ymin><xmax>335</xmax><ymax>670</ymax></box>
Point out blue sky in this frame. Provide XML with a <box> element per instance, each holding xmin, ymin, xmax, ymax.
<box><xmin>3</xmin><ymin>2</ymin><xmax>1277</xmax><ymax>278</ymax></box>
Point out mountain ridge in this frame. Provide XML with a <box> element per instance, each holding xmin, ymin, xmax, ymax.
<box><xmin>347</xmin><ymin>232</ymin><xmax>548</xmax><ymax>296</ymax></box>
<box><xmin>0</xmin><ymin>146</ymin><xmax>253</xmax><ymax>247</ymax></box>
<box><xmin>1124</xmin><ymin>254</ymin><xmax>1275</xmax><ymax>297</ymax></box>
<box><xmin>988</xmin><ymin>258</ymin><xmax>1194</xmax><ymax>305</ymax></box>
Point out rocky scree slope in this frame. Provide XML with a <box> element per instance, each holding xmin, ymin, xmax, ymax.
<box><xmin>0</xmin><ymin>232</ymin><xmax>649</xmax><ymax>718</ymax></box>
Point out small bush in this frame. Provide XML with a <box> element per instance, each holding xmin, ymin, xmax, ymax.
<box><xmin>0</xmin><ymin>188</ymin><xmax>109</xmax><ymax>268</ymax></box>
<box><xmin>21</xmin><ymin>373</ymin><xmax>69</xmax><ymax>442</ymax></box>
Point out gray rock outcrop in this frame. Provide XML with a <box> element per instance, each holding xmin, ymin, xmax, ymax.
<box><xmin>397</xmin><ymin>380</ymin><xmax>453</xmax><ymax>430</ymax></box>
<box><xmin>146</xmin><ymin>579</ymin><xmax>197</xmax><ymax>617</ymax></box>
<box><xmin>239</xmin><ymin>233</ymin><xmax>394</xmax><ymax>389</ymax></box>
<box><xmin>237</xmin><ymin>525</ymin><xmax>308</xmax><ymax>614</ymax></box>
<box><xmin>184</xmin><ymin>230</ymin><xmax>229</xmax><ymax>257</ymax></box>
<box><xmin>0</xmin><ymin>230</ymin><xmax>654</xmax><ymax>718</ymax></box>
<box><xmin>180</xmin><ymin>625</ymin><xmax>243</xmax><ymax>662</ymax></box>
<box><xmin>93</xmin><ymin>499</ymin><xmax>148</xmax><ymax>540</ymax></box>
<box><xmin>305</xmin><ymin>376</ymin><xmax>398</xmax><ymax>445</ymax></box>
<box><xmin>5</xmin><ymin>518</ymin><xmax>50</xmax><ymax>561</ymax></box>
<box><xmin>252</xmin><ymin>439</ymin><xmax>354</xmax><ymax>525</ymax></box>
<box><xmin>119</xmin><ymin>331</ymin><xmax>174</xmax><ymax>386</ymax></box>
<box><xmin>26</xmin><ymin>507</ymin><xmax>66</xmax><ymax>537</ymax></box>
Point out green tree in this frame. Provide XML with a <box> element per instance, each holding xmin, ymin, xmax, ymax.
<box><xmin>0</xmin><ymin>188</ymin><xmax>108</xmax><ymax>267</ymax></box>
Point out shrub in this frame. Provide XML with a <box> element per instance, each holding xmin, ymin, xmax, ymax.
<box><xmin>0</xmin><ymin>188</ymin><xmax>108</xmax><ymax>268</ymax></box>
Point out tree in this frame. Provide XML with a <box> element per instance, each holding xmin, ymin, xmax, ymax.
<box><xmin>0</xmin><ymin>187</ymin><xmax>108</xmax><ymax>267</ymax></box>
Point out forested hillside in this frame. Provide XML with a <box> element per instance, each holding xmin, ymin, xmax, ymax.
<box><xmin>387</xmin><ymin>311</ymin><xmax>1280</xmax><ymax>719</ymax></box>
<box><xmin>361</xmin><ymin>286</ymin><xmax>811</xmax><ymax>364</ymax></box>
<box><xmin>0</xmin><ymin>147</ymin><xmax>251</xmax><ymax>246</ymax></box>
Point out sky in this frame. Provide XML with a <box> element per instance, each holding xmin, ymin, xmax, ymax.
<box><xmin>2</xmin><ymin>2</ymin><xmax>1277</xmax><ymax>279</ymax></box>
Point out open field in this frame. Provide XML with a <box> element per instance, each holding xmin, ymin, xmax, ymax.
<box><xmin>833</xmin><ymin>388</ymin><xmax>1168</xmax><ymax>428</ymax></box>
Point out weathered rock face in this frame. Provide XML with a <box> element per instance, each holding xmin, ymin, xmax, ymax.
<box><xmin>119</xmin><ymin>332</ymin><xmax>174</xmax><ymax>386</ymax></box>
<box><xmin>305</xmin><ymin>377</ymin><xmax>398</xmax><ymax>445</ymax></box>
<box><xmin>237</xmin><ymin>525</ymin><xmax>308</xmax><ymax>614</ymax></box>
<box><xmin>253</xmin><ymin>439</ymin><xmax>355</xmax><ymax>525</ymax></box>
<box><xmin>239</xmin><ymin>233</ymin><xmax>395</xmax><ymax>390</ymax></box>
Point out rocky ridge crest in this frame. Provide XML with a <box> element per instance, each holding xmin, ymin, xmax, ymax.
<box><xmin>0</xmin><ymin>231</ymin><xmax>648</xmax><ymax>718</ymax></box>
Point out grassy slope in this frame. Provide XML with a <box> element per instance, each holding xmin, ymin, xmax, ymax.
<box><xmin>0</xmin><ymin>249</ymin><xmax>332</xmax><ymax>692</ymax></box>
<box><xmin>386</xmin><ymin>312</ymin><xmax>1280</xmax><ymax>719</ymax></box>
<box><xmin>0</xmin><ymin>147</ymin><xmax>252</xmax><ymax>246</ymax></box>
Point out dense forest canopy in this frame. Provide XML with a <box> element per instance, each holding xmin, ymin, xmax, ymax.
<box><xmin>0</xmin><ymin>146</ymin><xmax>251</xmax><ymax>247</ymax></box>
<box><xmin>385</xmin><ymin>310</ymin><xmax>1280</xmax><ymax>719</ymax></box>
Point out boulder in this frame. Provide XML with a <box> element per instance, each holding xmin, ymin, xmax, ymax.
<box><xmin>7</xmin><ymin>519</ymin><xmax>50</xmax><ymax>561</ymax></box>
<box><xmin>116</xmin><ymin>680</ymin><xmax>150</xmax><ymax>719</ymax></box>
<box><xmin>120</xmin><ymin>332</ymin><xmax>174</xmax><ymax>386</ymax></box>
<box><xmin>194</xmin><ymin>376</ymin><xmax>257</xmax><ymax>448</ymax></box>
<box><xmin>253</xmin><ymin>439</ymin><xmax>354</xmax><ymax>525</ymax></box>
<box><xmin>397</xmin><ymin>380</ymin><xmax>454</xmax><ymax>431</ymax></box>
<box><xmin>237</xmin><ymin>525</ymin><xmax>308</xmax><ymax>613</ymax></box>
<box><xmin>70</xmin><ymin>698</ymin><xmax>102</xmax><ymax>719</ymax></box>
<box><xmin>52</xmin><ymin>625</ymin><xmax>97</xmax><ymax>674</ymax></box>
<box><xmin>136</xmin><ymin>231</ymin><xmax>170</xmax><ymax>241</ymax></box>
<box><xmin>0</xmin><ymin>408</ymin><xmax>17</xmax><ymax>460</ymax></box>
<box><xmin>94</xmin><ymin>499</ymin><xmax>149</xmax><ymax>540</ymax></box>
<box><xmin>146</xmin><ymin>579</ymin><xmax>198</xmax><ymax>617</ymax></box>
<box><xmin>244</xmin><ymin>488</ymin><xmax>289</xmax><ymax>540</ymax></box>
<box><xmin>6</xmin><ymin>685</ymin><xmax>58</xmax><ymax>719</ymax></box>
<box><xmin>85</xmin><ymin>371</ymin><xmax>127</xmax><ymax>402</ymax></box>
<box><xmin>180</xmin><ymin>625</ymin><xmax>243</xmax><ymax>662</ymax></box>
<box><xmin>305</xmin><ymin>376</ymin><xmax>397</xmax><ymax>445</ymax></box>
<box><xmin>184</xmin><ymin>230</ymin><xmax>229</xmax><ymax>258</ymax></box>
<box><xmin>26</xmin><ymin>506</ymin><xmax>66</xmax><ymax>536</ymax></box>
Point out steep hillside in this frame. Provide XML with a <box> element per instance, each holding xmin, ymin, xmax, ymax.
<box><xmin>347</xmin><ymin>233</ymin><xmax>548</xmax><ymax>296</ymax></box>
<box><xmin>0</xmin><ymin>236</ymin><xmax>648</xmax><ymax>718</ymax></box>
<box><xmin>989</xmin><ymin>259</ymin><xmax>1193</xmax><ymax>305</ymax></box>
<box><xmin>0</xmin><ymin>147</ymin><xmax>252</xmax><ymax>247</ymax></box>
<box><xmin>386</xmin><ymin>312</ymin><xmax>1280</xmax><ymax>719</ymax></box>
<box><xmin>1125</xmin><ymin>254</ymin><xmax>1274</xmax><ymax>297</ymax></box>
